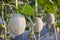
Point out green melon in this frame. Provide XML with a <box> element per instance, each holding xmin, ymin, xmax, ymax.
<box><xmin>8</xmin><ymin>14</ymin><xmax>26</xmax><ymax>36</ymax></box>
<box><xmin>33</xmin><ymin>17</ymin><xmax>43</xmax><ymax>32</ymax></box>
<box><xmin>46</xmin><ymin>13</ymin><xmax>55</xmax><ymax>25</ymax></box>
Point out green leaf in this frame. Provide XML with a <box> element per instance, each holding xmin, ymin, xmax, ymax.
<box><xmin>57</xmin><ymin>0</ymin><xmax>60</xmax><ymax>6</ymax></box>
<box><xmin>57</xmin><ymin>22</ymin><xmax>60</xmax><ymax>28</ymax></box>
<box><xmin>37</xmin><ymin>0</ymin><xmax>44</xmax><ymax>5</ymax></box>
<box><xmin>37</xmin><ymin>0</ymin><xmax>56</xmax><ymax>13</ymax></box>
<box><xmin>37</xmin><ymin>0</ymin><xmax>49</xmax><ymax>5</ymax></box>
<box><xmin>0</xmin><ymin>5</ymin><xmax>2</xmax><ymax>16</ymax></box>
<box><xmin>25</xmin><ymin>27</ymin><xmax>29</xmax><ymax>30</ymax></box>
<box><xmin>34</xmin><ymin>32</ymin><xmax>39</xmax><ymax>34</ymax></box>
<box><xmin>17</xmin><ymin>5</ymin><xmax>23</xmax><ymax>13</ymax></box>
<box><xmin>53</xmin><ymin>0</ymin><xmax>60</xmax><ymax>6</ymax></box>
<box><xmin>22</xmin><ymin>4</ymin><xmax>34</xmax><ymax>16</ymax></box>
<box><xmin>44</xmin><ymin>3</ymin><xmax>56</xmax><ymax>13</ymax></box>
<box><xmin>0</xmin><ymin>24</ymin><xmax>3</xmax><ymax>28</ymax></box>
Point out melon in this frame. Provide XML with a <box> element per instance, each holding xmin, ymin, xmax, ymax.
<box><xmin>8</xmin><ymin>14</ymin><xmax>26</xmax><ymax>36</ymax></box>
<box><xmin>33</xmin><ymin>17</ymin><xmax>43</xmax><ymax>32</ymax></box>
<box><xmin>46</xmin><ymin>13</ymin><xmax>55</xmax><ymax>25</ymax></box>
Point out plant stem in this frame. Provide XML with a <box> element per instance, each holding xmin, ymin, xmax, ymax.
<box><xmin>16</xmin><ymin>0</ymin><xmax>18</xmax><ymax>13</ymax></box>
<box><xmin>26</xmin><ymin>16</ymin><xmax>36</xmax><ymax>40</ymax></box>
<box><xmin>35</xmin><ymin>0</ymin><xmax>38</xmax><ymax>16</ymax></box>
<box><xmin>37</xmin><ymin>32</ymin><xmax>40</xmax><ymax>40</ymax></box>
<box><xmin>54</xmin><ymin>23</ymin><xmax>58</xmax><ymax>40</ymax></box>
<box><xmin>16</xmin><ymin>0</ymin><xmax>18</xmax><ymax>9</ymax></box>
<box><xmin>26</xmin><ymin>0</ymin><xmax>29</xmax><ymax>4</ymax></box>
<box><xmin>35</xmin><ymin>0</ymin><xmax>41</xmax><ymax>40</ymax></box>
<box><xmin>2</xmin><ymin>1</ymin><xmax>7</xmax><ymax>40</ymax></box>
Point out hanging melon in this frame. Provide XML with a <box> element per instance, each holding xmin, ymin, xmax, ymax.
<box><xmin>8</xmin><ymin>14</ymin><xmax>26</xmax><ymax>36</ymax></box>
<box><xmin>46</xmin><ymin>13</ymin><xmax>55</xmax><ymax>25</ymax></box>
<box><xmin>33</xmin><ymin>17</ymin><xmax>43</xmax><ymax>32</ymax></box>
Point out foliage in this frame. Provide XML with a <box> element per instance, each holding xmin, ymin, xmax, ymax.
<box><xmin>0</xmin><ymin>24</ymin><xmax>3</xmax><ymax>28</ymax></box>
<box><xmin>21</xmin><ymin>4</ymin><xmax>34</xmax><ymax>16</ymax></box>
<box><xmin>2</xmin><ymin>0</ymin><xmax>14</xmax><ymax>3</ymax></box>
<box><xmin>53</xmin><ymin>0</ymin><xmax>60</xmax><ymax>6</ymax></box>
<box><xmin>55</xmin><ymin>12</ymin><xmax>60</xmax><ymax>20</ymax></box>
<box><xmin>37</xmin><ymin>0</ymin><xmax>49</xmax><ymax>5</ymax></box>
<box><xmin>34</xmin><ymin>32</ymin><xmax>39</xmax><ymax>34</ymax></box>
<box><xmin>56</xmin><ymin>22</ymin><xmax>60</xmax><ymax>28</ymax></box>
<box><xmin>17</xmin><ymin>5</ymin><xmax>23</xmax><ymax>13</ymax></box>
<box><xmin>44</xmin><ymin>3</ymin><xmax>56</xmax><ymax>13</ymax></box>
<box><xmin>37</xmin><ymin>0</ymin><xmax>56</xmax><ymax>13</ymax></box>
<box><xmin>0</xmin><ymin>0</ymin><xmax>60</xmax><ymax>39</ymax></box>
<box><xmin>56</xmin><ymin>0</ymin><xmax>60</xmax><ymax>6</ymax></box>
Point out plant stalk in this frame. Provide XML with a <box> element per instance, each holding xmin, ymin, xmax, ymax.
<box><xmin>54</xmin><ymin>23</ymin><xmax>58</xmax><ymax>40</ymax></box>
<box><xmin>35</xmin><ymin>0</ymin><xmax>38</xmax><ymax>16</ymax></box>
<box><xmin>2</xmin><ymin>1</ymin><xmax>7</xmax><ymax>40</ymax></box>
<box><xmin>26</xmin><ymin>17</ymin><xmax>36</xmax><ymax>40</ymax></box>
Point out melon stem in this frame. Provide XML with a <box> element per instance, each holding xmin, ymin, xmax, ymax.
<box><xmin>16</xmin><ymin>0</ymin><xmax>18</xmax><ymax>13</ymax></box>
<box><xmin>2</xmin><ymin>1</ymin><xmax>7</xmax><ymax>40</ymax></box>
<box><xmin>26</xmin><ymin>16</ymin><xmax>36</xmax><ymax>40</ymax></box>
<box><xmin>35</xmin><ymin>0</ymin><xmax>38</xmax><ymax>16</ymax></box>
<box><xmin>37</xmin><ymin>32</ymin><xmax>40</xmax><ymax>40</ymax></box>
<box><xmin>54</xmin><ymin>23</ymin><xmax>58</xmax><ymax>40</ymax></box>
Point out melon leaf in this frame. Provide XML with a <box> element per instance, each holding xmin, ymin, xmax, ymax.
<box><xmin>0</xmin><ymin>24</ymin><xmax>4</xmax><ymax>28</ymax></box>
<box><xmin>22</xmin><ymin>4</ymin><xmax>34</xmax><ymax>16</ymax></box>
<box><xmin>57</xmin><ymin>22</ymin><xmax>60</xmax><ymax>28</ymax></box>
<box><xmin>44</xmin><ymin>3</ymin><xmax>56</xmax><ymax>13</ymax></box>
